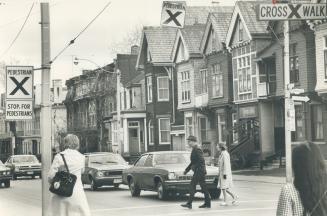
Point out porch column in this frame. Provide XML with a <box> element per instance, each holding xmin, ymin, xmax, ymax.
<box><xmin>144</xmin><ymin>118</ymin><xmax>148</xmax><ymax>152</ymax></box>
<box><xmin>123</xmin><ymin>118</ymin><xmax>128</xmax><ymax>153</ymax></box>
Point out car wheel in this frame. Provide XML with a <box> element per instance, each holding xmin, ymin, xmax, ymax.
<box><xmin>90</xmin><ymin>178</ymin><xmax>98</xmax><ymax>191</ymax></box>
<box><xmin>13</xmin><ymin>174</ymin><xmax>17</xmax><ymax>180</ymax></box>
<box><xmin>4</xmin><ymin>180</ymin><xmax>10</xmax><ymax>188</ymax></box>
<box><xmin>114</xmin><ymin>183</ymin><xmax>120</xmax><ymax>188</ymax></box>
<box><xmin>32</xmin><ymin>175</ymin><xmax>35</xmax><ymax>179</ymax></box>
<box><xmin>209</xmin><ymin>188</ymin><xmax>221</xmax><ymax>200</ymax></box>
<box><xmin>157</xmin><ymin>181</ymin><xmax>168</xmax><ymax>200</ymax></box>
<box><xmin>129</xmin><ymin>178</ymin><xmax>141</xmax><ymax>197</ymax></box>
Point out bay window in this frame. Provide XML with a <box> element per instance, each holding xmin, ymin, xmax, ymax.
<box><xmin>157</xmin><ymin>77</ymin><xmax>169</xmax><ymax>101</ymax></box>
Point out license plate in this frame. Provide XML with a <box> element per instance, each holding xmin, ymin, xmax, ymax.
<box><xmin>114</xmin><ymin>178</ymin><xmax>122</xmax><ymax>183</ymax></box>
<box><xmin>196</xmin><ymin>184</ymin><xmax>201</xmax><ymax>190</ymax></box>
<box><xmin>27</xmin><ymin>171</ymin><xmax>33</xmax><ymax>175</ymax></box>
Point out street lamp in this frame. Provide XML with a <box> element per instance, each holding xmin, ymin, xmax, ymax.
<box><xmin>73</xmin><ymin>57</ymin><xmax>122</xmax><ymax>154</ymax></box>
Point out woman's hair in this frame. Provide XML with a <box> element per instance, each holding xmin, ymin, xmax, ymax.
<box><xmin>292</xmin><ymin>142</ymin><xmax>327</xmax><ymax>215</ymax></box>
<box><xmin>218</xmin><ymin>143</ymin><xmax>227</xmax><ymax>151</ymax></box>
<box><xmin>63</xmin><ymin>134</ymin><xmax>80</xmax><ymax>150</ymax></box>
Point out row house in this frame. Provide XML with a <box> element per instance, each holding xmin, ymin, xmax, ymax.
<box><xmin>137</xmin><ymin>6</ymin><xmax>233</xmax><ymax>152</ymax></box>
<box><xmin>65</xmin><ymin>64</ymin><xmax>116</xmax><ymax>153</ymax></box>
<box><xmin>110</xmin><ymin>52</ymin><xmax>147</xmax><ymax>157</ymax></box>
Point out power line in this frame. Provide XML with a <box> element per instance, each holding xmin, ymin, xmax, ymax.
<box><xmin>50</xmin><ymin>1</ymin><xmax>112</xmax><ymax>65</ymax></box>
<box><xmin>0</xmin><ymin>2</ymin><xmax>34</xmax><ymax>59</ymax></box>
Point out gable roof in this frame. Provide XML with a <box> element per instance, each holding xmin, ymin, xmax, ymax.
<box><xmin>116</xmin><ymin>54</ymin><xmax>139</xmax><ymax>86</ymax></box>
<box><xmin>200</xmin><ymin>10</ymin><xmax>233</xmax><ymax>53</ymax></box>
<box><xmin>225</xmin><ymin>1</ymin><xmax>270</xmax><ymax>47</ymax></box>
<box><xmin>180</xmin><ymin>24</ymin><xmax>206</xmax><ymax>54</ymax></box>
<box><xmin>184</xmin><ymin>6</ymin><xmax>233</xmax><ymax>25</ymax></box>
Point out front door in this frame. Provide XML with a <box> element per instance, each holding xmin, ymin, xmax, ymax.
<box><xmin>129</xmin><ymin>128</ymin><xmax>139</xmax><ymax>155</ymax></box>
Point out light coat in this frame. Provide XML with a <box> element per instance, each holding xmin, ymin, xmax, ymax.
<box><xmin>218</xmin><ymin>150</ymin><xmax>233</xmax><ymax>189</ymax></box>
<box><xmin>48</xmin><ymin>149</ymin><xmax>91</xmax><ymax>216</ymax></box>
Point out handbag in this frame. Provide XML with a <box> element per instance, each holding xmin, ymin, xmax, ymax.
<box><xmin>49</xmin><ymin>154</ymin><xmax>77</xmax><ymax>197</ymax></box>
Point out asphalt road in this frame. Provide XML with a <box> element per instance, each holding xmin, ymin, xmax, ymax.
<box><xmin>0</xmin><ymin>177</ymin><xmax>282</xmax><ymax>216</ymax></box>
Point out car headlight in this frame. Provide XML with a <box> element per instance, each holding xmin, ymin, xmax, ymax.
<box><xmin>96</xmin><ymin>171</ymin><xmax>104</xmax><ymax>177</ymax></box>
<box><xmin>168</xmin><ymin>172</ymin><xmax>177</xmax><ymax>180</ymax></box>
<box><xmin>14</xmin><ymin>167</ymin><xmax>19</xmax><ymax>171</ymax></box>
<box><xmin>6</xmin><ymin>171</ymin><xmax>10</xmax><ymax>175</ymax></box>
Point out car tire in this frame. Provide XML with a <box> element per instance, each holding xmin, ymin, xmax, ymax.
<box><xmin>157</xmin><ymin>181</ymin><xmax>168</xmax><ymax>200</ymax></box>
<box><xmin>90</xmin><ymin>178</ymin><xmax>98</xmax><ymax>191</ymax></box>
<box><xmin>129</xmin><ymin>178</ymin><xmax>141</xmax><ymax>197</ymax></box>
<box><xmin>32</xmin><ymin>175</ymin><xmax>35</xmax><ymax>179</ymax></box>
<box><xmin>114</xmin><ymin>183</ymin><xmax>120</xmax><ymax>188</ymax></box>
<box><xmin>209</xmin><ymin>188</ymin><xmax>221</xmax><ymax>200</ymax></box>
<box><xmin>13</xmin><ymin>174</ymin><xmax>17</xmax><ymax>180</ymax></box>
<box><xmin>4</xmin><ymin>180</ymin><xmax>10</xmax><ymax>188</ymax></box>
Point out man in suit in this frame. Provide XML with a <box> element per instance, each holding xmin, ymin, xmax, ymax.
<box><xmin>181</xmin><ymin>135</ymin><xmax>211</xmax><ymax>209</ymax></box>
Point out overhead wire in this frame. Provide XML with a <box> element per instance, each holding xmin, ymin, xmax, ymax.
<box><xmin>50</xmin><ymin>1</ymin><xmax>112</xmax><ymax>65</ymax></box>
<box><xmin>0</xmin><ymin>2</ymin><xmax>35</xmax><ymax>59</ymax></box>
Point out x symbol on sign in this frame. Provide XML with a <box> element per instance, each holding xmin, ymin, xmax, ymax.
<box><xmin>164</xmin><ymin>10</ymin><xmax>182</xmax><ymax>26</ymax></box>
<box><xmin>9</xmin><ymin>77</ymin><xmax>30</xmax><ymax>95</ymax></box>
<box><xmin>288</xmin><ymin>4</ymin><xmax>301</xmax><ymax>19</ymax></box>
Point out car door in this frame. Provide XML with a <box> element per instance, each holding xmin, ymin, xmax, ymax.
<box><xmin>132</xmin><ymin>155</ymin><xmax>148</xmax><ymax>188</ymax></box>
<box><xmin>5</xmin><ymin>157</ymin><xmax>13</xmax><ymax>172</ymax></box>
<box><xmin>142</xmin><ymin>154</ymin><xmax>156</xmax><ymax>190</ymax></box>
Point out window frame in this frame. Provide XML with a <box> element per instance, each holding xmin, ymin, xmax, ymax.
<box><xmin>200</xmin><ymin>69</ymin><xmax>208</xmax><ymax>94</ymax></box>
<box><xmin>181</xmin><ymin>71</ymin><xmax>191</xmax><ymax>103</ymax></box>
<box><xmin>290</xmin><ymin>43</ymin><xmax>299</xmax><ymax>84</ymax></box>
<box><xmin>212</xmin><ymin>63</ymin><xmax>223</xmax><ymax>98</ymax></box>
<box><xmin>157</xmin><ymin>77</ymin><xmax>169</xmax><ymax>102</ymax></box>
<box><xmin>238</xmin><ymin>19</ymin><xmax>243</xmax><ymax>42</ymax></box>
<box><xmin>148</xmin><ymin>120</ymin><xmax>154</xmax><ymax>145</ymax></box>
<box><xmin>311</xmin><ymin>105</ymin><xmax>324</xmax><ymax>141</ymax></box>
<box><xmin>158</xmin><ymin>118</ymin><xmax>171</xmax><ymax>144</ymax></box>
<box><xmin>236</xmin><ymin>54</ymin><xmax>252</xmax><ymax>95</ymax></box>
<box><xmin>146</xmin><ymin>76</ymin><xmax>152</xmax><ymax>103</ymax></box>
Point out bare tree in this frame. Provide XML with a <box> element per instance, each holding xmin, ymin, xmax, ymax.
<box><xmin>108</xmin><ymin>25</ymin><xmax>143</xmax><ymax>55</ymax></box>
<box><xmin>0</xmin><ymin>61</ymin><xmax>5</xmax><ymax>93</ymax></box>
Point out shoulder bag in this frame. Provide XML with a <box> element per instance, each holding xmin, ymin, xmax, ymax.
<box><xmin>49</xmin><ymin>154</ymin><xmax>77</xmax><ymax>197</ymax></box>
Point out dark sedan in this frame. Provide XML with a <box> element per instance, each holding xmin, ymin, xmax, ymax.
<box><xmin>122</xmin><ymin>151</ymin><xmax>221</xmax><ymax>200</ymax></box>
<box><xmin>5</xmin><ymin>155</ymin><xmax>41</xmax><ymax>180</ymax></box>
<box><xmin>81</xmin><ymin>152</ymin><xmax>130</xmax><ymax>190</ymax></box>
<box><xmin>0</xmin><ymin>160</ymin><xmax>11</xmax><ymax>187</ymax></box>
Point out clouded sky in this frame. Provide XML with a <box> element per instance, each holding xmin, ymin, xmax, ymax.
<box><xmin>0</xmin><ymin>0</ymin><xmax>237</xmax><ymax>92</ymax></box>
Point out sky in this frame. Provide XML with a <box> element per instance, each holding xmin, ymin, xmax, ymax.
<box><xmin>0</xmin><ymin>0</ymin><xmax>238</xmax><ymax>93</ymax></box>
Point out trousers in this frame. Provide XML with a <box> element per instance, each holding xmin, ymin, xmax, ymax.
<box><xmin>187</xmin><ymin>170</ymin><xmax>211</xmax><ymax>204</ymax></box>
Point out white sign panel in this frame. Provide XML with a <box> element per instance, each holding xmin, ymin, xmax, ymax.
<box><xmin>287</xmin><ymin>98</ymin><xmax>296</xmax><ymax>132</ymax></box>
<box><xmin>258</xmin><ymin>3</ymin><xmax>327</xmax><ymax>20</ymax></box>
<box><xmin>292</xmin><ymin>95</ymin><xmax>310</xmax><ymax>102</ymax></box>
<box><xmin>6</xmin><ymin>100</ymin><xmax>33</xmax><ymax>120</ymax></box>
<box><xmin>6</xmin><ymin>66</ymin><xmax>33</xmax><ymax>100</ymax></box>
<box><xmin>161</xmin><ymin>1</ymin><xmax>186</xmax><ymax>28</ymax></box>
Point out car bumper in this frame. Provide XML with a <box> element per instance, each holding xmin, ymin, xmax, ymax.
<box><xmin>94</xmin><ymin>176</ymin><xmax>123</xmax><ymax>186</ymax></box>
<box><xmin>14</xmin><ymin>170</ymin><xmax>41</xmax><ymax>176</ymax></box>
<box><xmin>164</xmin><ymin>179</ymin><xmax>218</xmax><ymax>192</ymax></box>
<box><xmin>0</xmin><ymin>176</ymin><xmax>12</xmax><ymax>182</ymax></box>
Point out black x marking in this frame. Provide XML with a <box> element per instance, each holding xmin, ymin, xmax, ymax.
<box><xmin>288</xmin><ymin>4</ymin><xmax>301</xmax><ymax>19</ymax></box>
<box><xmin>164</xmin><ymin>10</ymin><xmax>182</xmax><ymax>26</ymax></box>
<box><xmin>9</xmin><ymin>77</ymin><xmax>30</xmax><ymax>95</ymax></box>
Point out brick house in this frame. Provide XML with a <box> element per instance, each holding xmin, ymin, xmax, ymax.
<box><xmin>65</xmin><ymin>64</ymin><xmax>116</xmax><ymax>153</ymax></box>
<box><xmin>198</xmin><ymin>10</ymin><xmax>234</xmax><ymax>159</ymax></box>
<box><xmin>225</xmin><ymin>1</ymin><xmax>274</xmax><ymax>165</ymax></box>
<box><xmin>308</xmin><ymin>11</ymin><xmax>327</xmax><ymax>158</ymax></box>
<box><xmin>110</xmin><ymin>53</ymin><xmax>147</xmax><ymax>157</ymax></box>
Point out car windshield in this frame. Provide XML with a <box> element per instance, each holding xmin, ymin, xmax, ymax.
<box><xmin>13</xmin><ymin>156</ymin><xmax>38</xmax><ymax>163</ymax></box>
<box><xmin>0</xmin><ymin>160</ymin><xmax>4</xmax><ymax>167</ymax></box>
<box><xmin>154</xmin><ymin>153</ymin><xmax>190</xmax><ymax>165</ymax></box>
<box><xmin>89</xmin><ymin>154</ymin><xmax>126</xmax><ymax>165</ymax></box>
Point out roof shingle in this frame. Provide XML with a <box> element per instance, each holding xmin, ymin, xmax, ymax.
<box><xmin>180</xmin><ymin>24</ymin><xmax>206</xmax><ymax>54</ymax></box>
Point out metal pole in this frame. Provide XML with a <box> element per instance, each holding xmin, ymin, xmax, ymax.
<box><xmin>40</xmin><ymin>3</ymin><xmax>52</xmax><ymax>215</ymax></box>
<box><xmin>284</xmin><ymin>20</ymin><xmax>292</xmax><ymax>183</ymax></box>
<box><xmin>116</xmin><ymin>68</ymin><xmax>121</xmax><ymax>154</ymax></box>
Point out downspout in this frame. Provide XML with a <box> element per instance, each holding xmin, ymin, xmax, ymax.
<box><xmin>164</xmin><ymin>65</ymin><xmax>175</xmax><ymax>124</ymax></box>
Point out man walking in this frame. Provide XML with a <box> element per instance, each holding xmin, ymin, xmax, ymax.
<box><xmin>181</xmin><ymin>135</ymin><xmax>211</xmax><ymax>209</ymax></box>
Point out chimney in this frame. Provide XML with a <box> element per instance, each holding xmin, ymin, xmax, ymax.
<box><xmin>52</xmin><ymin>79</ymin><xmax>62</xmax><ymax>104</ymax></box>
<box><xmin>131</xmin><ymin>45</ymin><xmax>139</xmax><ymax>55</ymax></box>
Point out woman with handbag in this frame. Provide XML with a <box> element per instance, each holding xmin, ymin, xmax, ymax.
<box><xmin>276</xmin><ymin>142</ymin><xmax>327</xmax><ymax>216</ymax></box>
<box><xmin>48</xmin><ymin>134</ymin><xmax>91</xmax><ymax>216</ymax></box>
<box><xmin>217</xmin><ymin>143</ymin><xmax>238</xmax><ymax>206</ymax></box>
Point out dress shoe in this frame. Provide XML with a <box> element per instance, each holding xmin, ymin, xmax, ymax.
<box><xmin>199</xmin><ymin>203</ymin><xmax>211</xmax><ymax>208</ymax></box>
<box><xmin>181</xmin><ymin>203</ymin><xmax>192</xmax><ymax>209</ymax></box>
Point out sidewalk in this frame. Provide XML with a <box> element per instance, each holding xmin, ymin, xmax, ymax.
<box><xmin>232</xmin><ymin>168</ymin><xmax>286</xmax><ymax>184</ymax></box>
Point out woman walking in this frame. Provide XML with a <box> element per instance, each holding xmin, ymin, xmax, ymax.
<box><xmin>218</xmin><ymin>143</ymin><xmax>237</xmax><ymax>206</ymax></box>
<box><xmin>276</xmin><ymin>142</ymin><xmax>327</xmax><ymax>216</ymax></box>
<box><xmin>48</xmin><ymin>134</ymin><xmax>91</xmax><ymax>216</ymax></box>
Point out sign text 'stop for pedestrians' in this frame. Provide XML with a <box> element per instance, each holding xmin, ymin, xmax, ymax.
<box><xmin>258</xmin><ymin>3</ymin><xmax>327</xmax><ymax>20</ymax></box>
<box><xmin>6</xmin><ymin>66</ymin><xmax>33</xmax><ymax>100</ymax></box>
<box><xmin>161</xmin><ymin>1</ymin><xmax>186</xmax><ymax>28</ymax></box>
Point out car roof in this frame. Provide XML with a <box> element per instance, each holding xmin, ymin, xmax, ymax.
<box><xmin>11</xmin><ymin>154</ymin><xmax>36</xmax><ymax>157</ymax></box>
<box><xmin>84</xmin><ymin>152</ymin><xmax>120</xmax><ymax>156</ymax></box>
<box><xmin>142</xmin><ymin>151</ymin><xmax>190</xmax><ymax>155</ymax></box>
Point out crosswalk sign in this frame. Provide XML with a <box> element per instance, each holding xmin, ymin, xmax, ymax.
<box><xmin>161</xmin><ymin>1</ymin><xmax>186</xmax><ymax>28</ymax></box>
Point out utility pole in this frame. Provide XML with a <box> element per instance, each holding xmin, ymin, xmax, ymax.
<box><xmin>40</xmin><ymin>3</ymin><xmax>51</xmax><ymax>215</ymax></box>
<box><xmin>284</xmin><ymin>20</ymin><xmax>292</xmax><ymax>183</ymax></box>
<box><xmin>116</xmin><ymin>67</ymin><xmax>121</xmax><ymax>154</ymax></box>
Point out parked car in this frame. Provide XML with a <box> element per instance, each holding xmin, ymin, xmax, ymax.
<box><xmin>122</xmin><ymin>151</ymin><xmax>221</xmax><ymax>200</ymax></box>
<box><xmin>5</xmin><ymin>155</ymin><xmax>41</xmax><ymax>180</ymax></box>
<box><xmin>0</xmin><ymin>160</ymin><xmax>11</xmax><ymax>187</ymax></box>
<box><xmin>82</xmin><ymin>152</ymin><xmax>130</xmax><ymax>190</ymax></box>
